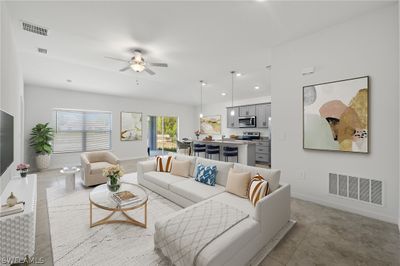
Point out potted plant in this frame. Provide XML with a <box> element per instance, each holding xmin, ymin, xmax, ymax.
<box><xmin>16</xmin><ymin>163</ymin><xmax>30</xmax><ymax>177</ymax></box>
<box><xmin>29</xmin><ymin>123</ymin><xmax>54</xmax><ymax>171</ymax></box>
<box><xmin>103</xmin><ymin>164</ymin><xmax>124</xmax><ymax>192</ymax></box>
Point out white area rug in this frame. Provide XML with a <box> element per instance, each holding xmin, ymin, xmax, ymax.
<box><xmin>47</xmin><ymin>173</ymin><xmax>181</xmax><ymax>266</ymax></box>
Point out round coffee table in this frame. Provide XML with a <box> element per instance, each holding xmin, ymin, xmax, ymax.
<box><xmin>89</xmin><ymin>182</ymin><xmax>148</xmax><ymax>228</ymax></box>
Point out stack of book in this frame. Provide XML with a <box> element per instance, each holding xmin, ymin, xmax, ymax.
<box><xmin>0</xmin><ymin>202</ymin><xmax>25</xmax><ymax>217</ymax></box>
<box><xmin>112</xmin><ymin>191</ymin><xmax>140</xmax><ymax>206</ymax></box>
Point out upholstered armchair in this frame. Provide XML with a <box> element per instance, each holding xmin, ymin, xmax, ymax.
<box><xmin>80</xmin><ymin>151</ymin><xmax>120</xmax><ymax>186</ymax></box>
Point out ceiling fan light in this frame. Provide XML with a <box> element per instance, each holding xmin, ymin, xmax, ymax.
<box><xmin>131</xmin><ymin>63</ymin><xmax>145</xmax><ymax>72</ymax></box>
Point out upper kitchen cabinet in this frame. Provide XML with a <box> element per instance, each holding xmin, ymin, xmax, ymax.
<box><xmin>227</xmin><ymin>107</ymin><xmax>239</xmax><ymax>128</ymax></box>
<box><xmin>239</xmin><ymin>105</ymin><xmax>256</xmax><ymax>117</ymax></box>
<box><xmin>256</xmin><ymin>103</ymin><xmax>271</xmax><ymax>128</ymax></box>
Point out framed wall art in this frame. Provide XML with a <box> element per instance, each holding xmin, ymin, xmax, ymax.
<box><xmin>200</xmin><ymin>115</ymin><xmax>221</xmax><ymax>135</ymax></box>
<box><xmin>303</xmin><ymin>76</ymin><xmax>369</xmax><ymax>153</ymax></box>
<box><xmin>120</xmin><ymin>112</ymin><xmax>142</xmax><ymax>141</ymax></box>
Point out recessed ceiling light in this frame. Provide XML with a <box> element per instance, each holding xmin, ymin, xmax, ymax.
<box><xmin>66</xmin><ymin>79</ymin><xmax>72</xmax><ymax>83</ymax></box>
<box><xmin>254</xmin><ymin>86</ymin><xmax>260</xmax><ymax>90</ymax></box>
<box><xmin>236</xmin><ymin>73</ymin><xmax>242</xmax><ymax>77</ymax></box>
<box><xmin>221</xmin><ymin>92</ymin><xmax>227</xmax><ymax>96</ymax></box>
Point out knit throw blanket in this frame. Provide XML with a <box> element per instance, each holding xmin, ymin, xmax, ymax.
<box><xmin>154</xmin><ymin>200</ymin><xmax>249</xmax><ymax>266</ymax></box>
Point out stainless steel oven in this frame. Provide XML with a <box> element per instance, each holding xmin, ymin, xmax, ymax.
<box><xmin>239</xmin><ymin>116</ymin><xmax>256</xmax><ymax>128</ymax></box>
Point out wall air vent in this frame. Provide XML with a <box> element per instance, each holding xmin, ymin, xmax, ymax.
<box><xmin>22</xmin><ymin>21</ymin><xmax>48</xmax><ymax>36</ymax></box>
<box><xmin>37</xmin><ymin>48</ymin><xmax>47</xmax><ymax>54</ymax></box>
<box><xmin>328</xmin><ymin>173</ymin><xmax>383</xmax><ymax>206</ymax></box>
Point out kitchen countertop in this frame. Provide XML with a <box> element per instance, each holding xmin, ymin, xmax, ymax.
<box><xmin>192</xmin><ymin>139</ymin><xmax>256</xmax><ymax>145</ymax></box>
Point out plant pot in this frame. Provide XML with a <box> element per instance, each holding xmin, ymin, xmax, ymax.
<box><xmin>36</xmin><ymin>154</ymin><xmax>51</xmax><ymax>171</ymax></box>
<box><xmin>20</xmin><ymin>171</ymin><xmax>28</xmax><ymax>178</ymax></box>
<box><xmin>107</xmin><ymin>177</ymin><xmax>121</xmax><ymax>192</ymax></box>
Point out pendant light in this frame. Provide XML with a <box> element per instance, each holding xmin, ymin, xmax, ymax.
<box><xmin>230</xmin><ymin>71</ymin><xmax>235</xmax><ymax>116</ymax></box>
<box><xmin>199</xmin><ymin>80</ymin><xmax>205</xmax><ymax>118</ymax></box>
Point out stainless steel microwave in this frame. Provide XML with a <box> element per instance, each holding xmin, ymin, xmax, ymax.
<box><xmin>239</xmin><ymin>116</ymin><xmax>256</xmax><ymax>128</ymax></box>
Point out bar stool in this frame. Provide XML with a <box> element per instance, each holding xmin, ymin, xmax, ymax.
<box><xmin>193</xmin><ymin>144</ymin><xmax>206</xmax><ymax>157</ymax></box>
<box><xmin>206</xmin><ymin>145</ymin><xmax>220</xmax><ymax>160</ymax></box>
<box><xmin>223</xmin><ymin>146</ymin><xmax>238</xmax><ymax>162</ymax></box>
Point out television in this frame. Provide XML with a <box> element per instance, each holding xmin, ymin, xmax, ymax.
<box><xmin>1</xmin><ymin>110</ymin><xmax>14</xmax><ymax>176</ymax></box>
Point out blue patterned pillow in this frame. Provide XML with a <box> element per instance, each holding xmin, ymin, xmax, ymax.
<box><xmin>195</xmin><ymin>164</ymin><xmax>217</xmax><ymax>186</ymax></box>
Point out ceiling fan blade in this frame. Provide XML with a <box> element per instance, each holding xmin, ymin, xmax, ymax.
<box><xmin>119</xmin><ymin>65</ymin><xmax>131</xmax><ymax>72</ymax></box>
<box><xmin>149</xmin><ymin>62</ymin><xmax>168</xmax><ymax>67</ymax></box>
<box><xmin>105</xmin><ymin>56</ymin><xmax>129</xmax><ymax>63</ymax></box>
<box><xmin>144</xmin><ymin>67</ymin><xmax>156</xmax><ymax>75</ymax></box>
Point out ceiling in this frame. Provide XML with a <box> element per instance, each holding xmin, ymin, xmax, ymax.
<box><xmin>6</xmin><ymin>1</ymin><xmax>392</xmax><ymax>105</ymax></box>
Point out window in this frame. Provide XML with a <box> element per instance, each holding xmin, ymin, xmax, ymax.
<box><xmin>148</xmin><ymin>116</ymin><xmax>178</xmax><ymax>156</ymax></box>
<box><xmin>53</xmin><ymin>109</ymin><xmax>112</xmax><ymax>153</ymax></box>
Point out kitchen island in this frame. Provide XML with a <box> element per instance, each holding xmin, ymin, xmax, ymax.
<box><xmin>192</xmin><ymin>139</ymin><xmax>256</xmax><ymax>166</ymax></box>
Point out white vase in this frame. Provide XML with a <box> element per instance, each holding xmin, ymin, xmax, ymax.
<box><xmin>36</xmin><ymin>154</ymin><xmax>51</xmax><ymax>171</ymax></box>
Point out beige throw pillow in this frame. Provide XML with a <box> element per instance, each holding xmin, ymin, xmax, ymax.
<box><xmin>170</xmin><ymin>159</ymin><xmax>191</xmax><ymax>177</ymax></box>
<box><xmin>225</xmin><ymin>168</ymin><xmax>251</xmax><ymax>198</ymax></box>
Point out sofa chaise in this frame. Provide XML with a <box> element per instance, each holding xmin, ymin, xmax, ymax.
<box><xmin>137</xmin><ymin>154</ymin><xmax>291</xmax><ymax>266</ymax></box>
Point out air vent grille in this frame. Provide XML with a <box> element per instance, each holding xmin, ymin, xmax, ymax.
<box><xmin>329</xmin><ymin>173</ymin><xmax>337</xmax><ymax>194</ymax></box>
<box><xmin>329</xmin><ymin>173</ymin><xmax>383</xmax><ymax>206</ymax></box>
<box><xmin>37</xmin><ymin>48</ymin><xmax>47</xmax><ymax>54</ymax></box>
<box><xmin>348</xmin><ymin>176</ymin><xmax>358</xmax><ymax>200</ymax></box>
<box><xmin>371</xmin><ymin>180</ymin><xmax>382</xmax><ymax>205</ymax></box>
<box><xmin>22</xmin><ymin>21</ymin><xmax>48</xmax><ymax>36</ymax></box>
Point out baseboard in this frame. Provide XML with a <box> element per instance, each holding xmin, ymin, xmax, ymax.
<box><xmin>291</xmin><ymin>192</ymin><xmax>397</xmax><ymax>224</ymax></box>
<box><xmin>248</xmin><ymin>219</ymin><xmax>296</xmax><ymax>266</ymax></box>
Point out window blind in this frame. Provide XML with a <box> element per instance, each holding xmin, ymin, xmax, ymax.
<box><xmin>53</xmin><ymin>109</ymin><xmax>112</xmax><ymax>153</ymax></box>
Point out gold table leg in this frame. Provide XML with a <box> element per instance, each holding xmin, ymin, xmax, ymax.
<box><xmin>90</xmin><ymin>202</ymin><xmax>147</xmax><ymax>228</ymax></box>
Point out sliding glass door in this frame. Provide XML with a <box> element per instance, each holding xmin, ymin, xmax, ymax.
<box><xmin>148</xmin><ymin>116</ymin><xmax>178</xmax><ymax>156</ymax></box>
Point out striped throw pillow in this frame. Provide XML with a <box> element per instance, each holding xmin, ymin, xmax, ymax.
<box><xmin>248</xmin><ymin>175</ymin><xmax>270</xmax><ymax>206</ymax></box>
<box><xmin>156</xmin><ymin>156</ymin><xmax>173</xmax><ymax>172</ymax></box>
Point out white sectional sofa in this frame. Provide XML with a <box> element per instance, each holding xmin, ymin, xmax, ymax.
<box><xmin>137</xmin><ymin>154</ymin><xmax>291</xmax><ymax>266</ymax></box>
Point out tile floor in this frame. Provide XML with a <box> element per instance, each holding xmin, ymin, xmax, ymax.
<box><xmin>32</xmin><ymin>168</ymin><xmax>399</xmax><ymax>266</ymax></box>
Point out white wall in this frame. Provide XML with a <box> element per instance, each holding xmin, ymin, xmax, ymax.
<box><xmin>24</xmin><ymin>85</ymin><xmax>196</xmax><ymax>169</ymax></box>
<box><xmin>195</xmin><ymin>96</ymin><xmax>271</xmax><ymax>138</ymax></box>
<box><xmin>271</xmin><ymin>4</ymin><xmax>399</xmax><ymax>223</ymax></box>
<box><xmin>0</xmin><ymin>3</ymin><xmax>24</xmax><ymax>194</ymax></box>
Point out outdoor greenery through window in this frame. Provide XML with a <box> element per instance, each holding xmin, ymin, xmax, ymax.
<box><xmin>148</xmin><ymin>116</ymin><xmax>178</xmax><ymax>156</ymax></box>
<box><xmin>53</xmin><ymin>109</ymin><xmax>112</xmax><ymax>153</ymax></box>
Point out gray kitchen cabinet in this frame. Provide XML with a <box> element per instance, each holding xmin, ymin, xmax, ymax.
<box><xmin>239</xmin><ymin>105</ymin><xmax>256</xmax><ymax>117</ymax></box>
<box><xmin>227</xmin><ymin>107</ymin><xmax>239</xmax><ymax>128</ymax></box>
<box><xmin>256</xmin><ymin>103</ymin><xmax>271</xmax><ymax>128</ymax></box>
<box><xmin>254</xmin><ymin>138</ymin><xmax>270</xmax><ymax>164</ymax></box>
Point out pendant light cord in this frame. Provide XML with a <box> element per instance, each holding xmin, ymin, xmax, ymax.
<box><xmin>200</xmin><ymin>80</ymin><xmax>203</xmax><ymax>114</ymax></box>
<box><xmin>231</xmin><ymin>71</ymin><xmax>235</xmax><ymax>107</ymax></box>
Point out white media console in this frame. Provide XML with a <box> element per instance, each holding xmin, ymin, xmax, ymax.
<box><xmin>0</xmin><ymin>174</ymin><xmax>37</xmax><ymax>263</ymax></box>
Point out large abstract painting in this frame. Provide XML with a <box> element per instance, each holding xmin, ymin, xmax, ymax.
<box><xmin>120</xmin><ymin>112</ymin><xmax>142</xmax><ymax>141</ymax></box>
<box><xmin>200</xmin><ymin>115</ymin><xmax>221</xmax><ymax>135</ymax></box>
<box><xmin>303</xmin><ymin>76</ymin><xmax>369</xmax><ymax>153</ymax></box>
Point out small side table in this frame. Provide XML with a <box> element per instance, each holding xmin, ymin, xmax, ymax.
<box><xmin>60</xmin><ymin>168</ymin><xmax>80</xmax><ymax>192</ymax></box>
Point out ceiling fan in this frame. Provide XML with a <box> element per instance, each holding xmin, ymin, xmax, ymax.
<box><xmin>105</xmin><ymin>49</ymin><xmax>168</xmax><ymax>75</ymax></box>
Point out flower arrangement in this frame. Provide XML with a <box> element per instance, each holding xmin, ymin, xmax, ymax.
<box><xmin>103</xmin><ymin>164</ymin><xmax>124</xmax><ymax>192</ymax></box>
<box><xmin>16</xmin><ymin>163</ymin><xmax>30</xmax><ymax>177</ymax></box>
